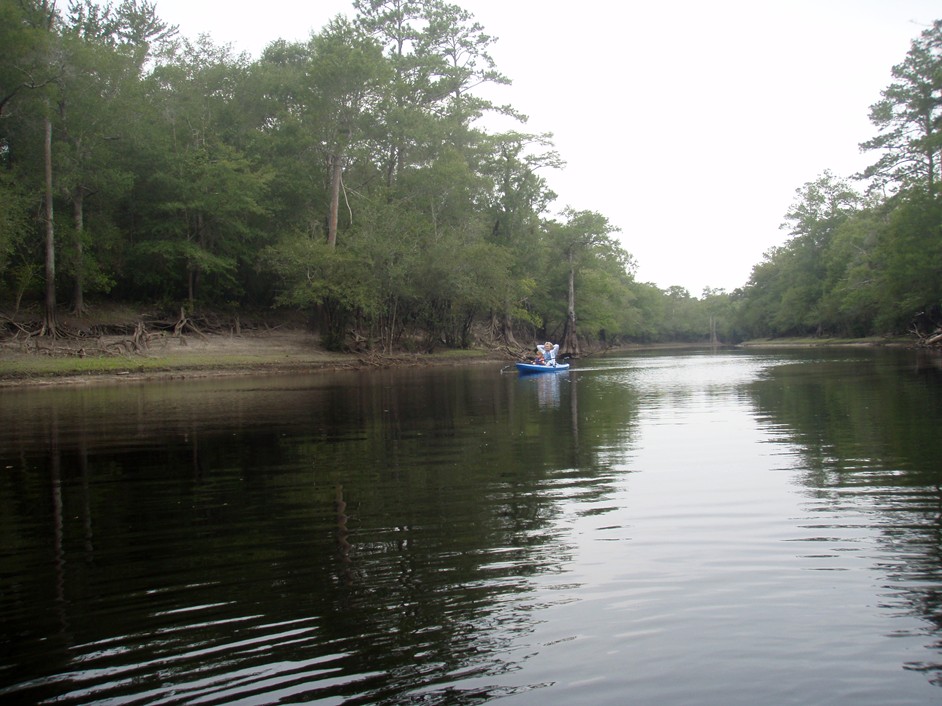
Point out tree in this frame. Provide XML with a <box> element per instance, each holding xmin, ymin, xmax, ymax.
<box><xmin>24</xmin><ymin>1</ymin><xmax>62</xmax><ymax>335</ymax></box>
<box><xmin>413</xmin><ymin>0</ymin><xmax>511</xmax><ymax>127</ymax></box>
<box><xmin>777</xmin><ymin>171</ymin><xmax>861</xmax><ymax>335</ymax></box>
<box><xmin>129</xmin><ymin>36</ymin><xmax>271</xmax><ymax>305</ymax></box>
<box><xmin>0</xmin><ymin>0</ymin><xmax>50</xmax><ymax>310</ymax></box>
<box><xmin>818</xmin><ymin>206</ymin><xmax>884</xmax><ymax>336</ymax></box>
<box><xmin>57</xmin><ymin>0</ymin><xmax>175</xmax><ymax>312</ymax></box>
<box><xmin>0</xmin><ymin>0</ymin><xmax>61</xmax><ymax>330</ymax></box>
<box><xmin>860</xmin><ymin>20</ymin><xmax>942</xmax><ymax>197</ymax></box>
<box><xmin>479</xmin><ymin>130</ymin><xmax>560</xmax><ymax>344</ymax></box>
<box><xmin>872</xmin><ymin>193</ymin><xmax>942</xmax><ymax>333</ymax></box>
<box><xmin>353</xmin><ymin>0</ymin><xmax>513</xmax><ymax>190</ymax></box>
<box><xmin>41</xmin><ymin>111</ymin><xmax>56</xmax><ymax>333</ymax></box>
<box><xmin>247</xmin><ymin>39</ymin><xmax>326</xmax><ymax>243</ymax></box>
<box><xmin>306</xmin><ymin>18</ymin><xmax>388</xmax><ymax>247</ymax></box>
<box><xmin>0</xmin><ymin>0</ymin><xmax>59</xmax><ymax>119</ymax></box>
<box><xmin>548</xmin><ymin>209</ymin><xmax>621</xmax><ymax>356</ymax></box>
<box><xmin>855</xmin><ymin>20</ymin><xmax>942</xmax><ymax>337</ymax></box>
<box><xmin>701</xmin><ymin>287</ymin><xmax>732</xmax><ymax>344</ymax></box>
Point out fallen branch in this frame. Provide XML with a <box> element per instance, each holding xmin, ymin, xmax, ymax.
<box><xmin>1</xmin><ymin>316</ymin><xmax>38</xmax><ymax>338</ymax></box>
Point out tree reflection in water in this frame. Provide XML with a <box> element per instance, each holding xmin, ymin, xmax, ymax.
<box><xmin>749</xmin><ymin>350</ymin><xmax>942</xmax><ymax>686</ymax></box>
<box><xmin>4</xmin><ymin>352</ymin><xmax>942</xmax><ymax>703</ymax></box>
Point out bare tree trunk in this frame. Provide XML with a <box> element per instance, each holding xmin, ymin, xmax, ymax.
<box><xmin>42</xmin><ymin>115</ymin><xmax>57</xmax><ymax>336</ymax></box>
<box><xmin>327</xmin><ymin>153</ymin><xmax>343</xmax><ymax>248</ymax></box>
<box><xmin>561</xmin><ymin>248</ymin><xmax>580</xmax><ymax>356</ymax></box>
<box><xmin>188</xmin><ymin>212</ymin><xmax>203</xmax><ymax>307</ymax></box>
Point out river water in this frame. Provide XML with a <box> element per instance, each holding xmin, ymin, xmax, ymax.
<box><xmin>2</xmin><ymin>348</ymin><xmax>942</xmax><ymax>705</ymax></box>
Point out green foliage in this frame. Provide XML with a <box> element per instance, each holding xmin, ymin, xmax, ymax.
<box><xmin>0</xmin><ymin>0</ymin><xmax>661</xmax><ymax>348</ymax></box>
<box><xmin>736</xmin><ymin>140</ymin><xmax>942</xmax><ymax>339</ymax></box>
<box><xmin>0</xmin><ymin>171</ymin><xmax>30</xmax><ymax>280</ymax></box>
<box><xmin>872</xmin><ymin>193</ymin><xmax>942</xmax><ymax>331</ymax></box>
<box><xmin>6</xmin><ymin>0</ymin><xmax>939</xmax><ymax>350</ymax></box>
<box><xmin>860</xmin><ymin>20</ymin><xmax>942</xmax><ymax>196</ymax></box>
<box><xmin>262</xmin><ymin>234</ymin><xmax>374</xmax><ymax>312</ymax></box>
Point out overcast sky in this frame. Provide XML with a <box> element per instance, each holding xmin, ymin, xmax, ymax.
<box><xmin>152</xmin><ymin>0</ymin><xmax>939</xmax><ymax>295</ymax></box>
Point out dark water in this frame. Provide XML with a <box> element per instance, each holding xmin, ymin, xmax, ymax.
<box><xmin>2</xmin><ymin>348</ymin><xmax>942</xmax><ymax>704</ymax></box>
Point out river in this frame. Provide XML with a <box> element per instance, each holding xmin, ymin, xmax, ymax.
<box><xmin>2</xmin><ymin>348</ymin><xmax>942</xmax><ymax>704</ymax></box>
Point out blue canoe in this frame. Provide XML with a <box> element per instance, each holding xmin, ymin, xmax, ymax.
<box><xmin>516</xmin><ymin>361</ymin><xmax>570</xmax><ymax>374</ymax></box>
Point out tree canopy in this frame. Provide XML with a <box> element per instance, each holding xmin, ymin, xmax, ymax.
<box><xmin>3</xmin><ymin>1</ymin><xmax>941</xmax><ymax>349</ymax></box>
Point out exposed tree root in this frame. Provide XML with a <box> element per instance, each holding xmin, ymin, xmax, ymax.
<box><xmin>173</xmin><ymin>307</ymin><xmax>209</xmax><ymax>341</ymax></box>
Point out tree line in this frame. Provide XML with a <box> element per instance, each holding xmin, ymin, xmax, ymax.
<box><xmin>733</xmin><ymin>20</ymin><xmax>942</xmax><ymax>344</ymax></box>
<box><xmin>1</xmin><ymin>1</ymin><xmax>940</xmax><ymax>350</ymax></box>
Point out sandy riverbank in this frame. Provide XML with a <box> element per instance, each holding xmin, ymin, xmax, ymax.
<box><xmin>0</xmin><ymin>325</ymin><xmax>506</xmax><ymax>388</ymax></box>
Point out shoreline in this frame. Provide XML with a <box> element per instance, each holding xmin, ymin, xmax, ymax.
<box><xmin>0</xmin><ymin>328</ymin><xmax>509</xmax><ymax>388</ymax></box>
<box><xmin>0</xmin><ymin>330</ymin><xmax>929</xmax><ymax>389</ymax></box>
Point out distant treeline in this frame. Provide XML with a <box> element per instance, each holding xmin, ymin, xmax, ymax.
<box><xmin>730</xmin><ymin>20</ymin><xmax>942</xmax><ymax>343</ymax></box>
<box><xmin>1</xmin><ymin>1</ymin><xmax>940</xmax><ymax>349</ymax></box>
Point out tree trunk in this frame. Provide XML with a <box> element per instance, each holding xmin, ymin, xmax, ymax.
<box><xmin>72</xmin><ymin>188</ymin><xmax>84</xmax><ymax>314</ymax></box>
<box><xmin>188</xmin><ymin>212</ymin><xmax>203</xmax><ymax>306</ymax></box>
<box><xmin>493</xmin><ymin>311</ymin><xmax>518</xmax><ymax>347</ymax></box>
<box><xmin>327</xmin><ymin>153</ymin><xmax>343</xmax><ymax>248</ymax></box>
<box><xmin>561</xmin><ymin>248</ymin><xmax>580</xmax><ymax>356</ymax></box>
<box><xmin>42</xmin><ymin>115</ymin><xmax>57</xmax><ymax>336</ymax></box>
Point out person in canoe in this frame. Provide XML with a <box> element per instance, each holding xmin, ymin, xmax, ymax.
<box><xmin>537</xmin><ymin>341</ymin><xmax>559</xmax><ymax>366</ymax></box>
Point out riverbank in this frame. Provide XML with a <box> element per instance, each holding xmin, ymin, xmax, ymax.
<box><xmin>0</xmin><ymin>307</ymin><xmax>508</xmax><ymax>388</ymax></box>
<box><xmin>0</xmin><ymin>329</ymin><xmax>505</xmax><ymax>387</ymax></box>
<box><xmin>0</xmin><ymin>305</ymin><xmax>928</xmax><ymax>388</ymax></box>
<box><xmin>739</xmin><ymin>335</ymin><xmax>916</xmax><ymax>348</ymax></box>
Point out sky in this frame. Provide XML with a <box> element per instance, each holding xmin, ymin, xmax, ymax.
<box><xmin>151</xmin><ymin>0</ymin><xmax>940</xmax><ymax>295</ymax></box>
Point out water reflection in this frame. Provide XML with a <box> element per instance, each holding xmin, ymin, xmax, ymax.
<box><xmin>748</xmin><ymin>349</ymin><xmax>942</xmax><ymax>685</ymax></box>
<box><xmin>3</xmin><ymin>351</ymin><xmax>942</xmax><ymax>703</ymax></box>
<box><xmin>518</xmin><ymin>371</ymin><xmax>566</xmax><ymax>410</ymax></box>
<box><xmin>0</xmin><ymin>366</ymin><xmax>638</xmax><ymax>704</ymax></box>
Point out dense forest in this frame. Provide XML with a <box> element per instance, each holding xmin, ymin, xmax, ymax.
<box><xmin>1</xmin><ymin>0</ymin><xmax>941</xmax><ymax>351</ymax></box>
